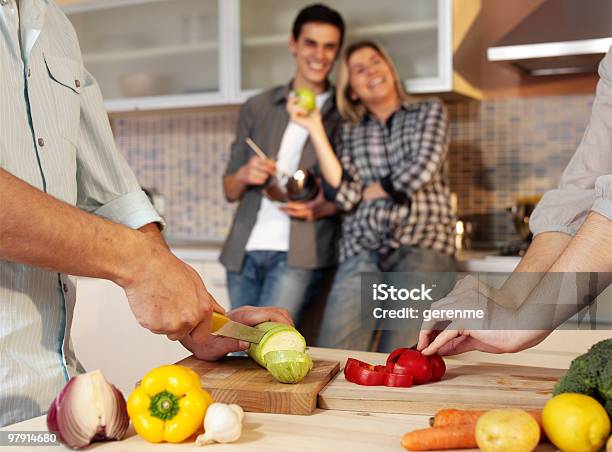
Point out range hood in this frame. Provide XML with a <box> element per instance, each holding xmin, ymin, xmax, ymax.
<box><xmin>487</xmin><ymin>0</ymin><xmax>612</xmax><ymax>76</ymax></box>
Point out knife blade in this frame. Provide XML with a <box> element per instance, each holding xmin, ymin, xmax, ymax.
<box><xmin>211</xmin><ymin>312</ymin><xmax>265</xmax><ymax>344</ymax></box>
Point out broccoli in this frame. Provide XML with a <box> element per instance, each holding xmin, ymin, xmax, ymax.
<box><xmin>553</xmin><ymin>338</ymin><xmax>612</xmax><ymax>417</ymax></box>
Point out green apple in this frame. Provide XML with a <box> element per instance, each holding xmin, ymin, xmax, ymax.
<box><xmin>295</xmin><ymin>87</ymin><xmax>316</xmax><ymax>113</ymax></box>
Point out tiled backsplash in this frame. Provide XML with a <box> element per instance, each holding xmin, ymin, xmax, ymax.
<box><xmin>112</xmin><ymin>94</ymin><xmax>595</xmax><ymax>243</ymax></box>
<box><xmin>447</xmin><ymin>94</ymin><xmax>594</xmax><ymax>244</ymax></box>
<box><xmin>113</xmin><ymin>109</ymin><xmax>239</xmax><ymax>240</ymax></box>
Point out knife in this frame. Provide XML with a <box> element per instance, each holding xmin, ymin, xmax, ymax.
<box><xmin>211</xmin><ymin>312</ymin><xmax>266</xmax><ymax>344</ymax></box>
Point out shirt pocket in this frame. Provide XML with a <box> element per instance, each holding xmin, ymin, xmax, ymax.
<box><xmin>44</xmin><ymin>54</ymin><xmax>82</xmax><ymax>146</ymax></box>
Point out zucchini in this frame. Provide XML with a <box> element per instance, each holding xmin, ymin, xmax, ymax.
<box><xmin>247</xmin><ymin>322</ymin><xmax>311</xmax><ymax>383</ymax></box>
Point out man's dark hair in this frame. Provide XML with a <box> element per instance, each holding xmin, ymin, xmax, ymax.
<box><xmin>292</xmin><ymin>3</ymin><xmax>345</xmax><ymax>47</ymax></box>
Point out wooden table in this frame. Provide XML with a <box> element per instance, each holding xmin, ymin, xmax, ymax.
<box><xmin>0</xmin><ymin>348</ymin><xmax>559</xmax><ymax>452</ymax></box>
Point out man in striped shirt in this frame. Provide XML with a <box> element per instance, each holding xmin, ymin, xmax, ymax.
<box><xmin>0</xmin><ymin>0</ymin><xmax>290</xmax><ymax>427</ymax></box>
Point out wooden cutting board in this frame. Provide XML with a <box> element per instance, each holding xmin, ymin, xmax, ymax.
<box><xmin>318</xmin><ymin>360</ymin><xmax>564</xmax><ymax>415</ymax></box>
<box><xmin>177</xmin><ymin>354</ymin><xmax>339</xmax><ymax>415</ymax></box>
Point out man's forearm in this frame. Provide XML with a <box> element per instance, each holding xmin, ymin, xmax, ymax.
<box><xmin>0</xmin><ymin>169</ymin><xmax>149</xmax><ymax>286</ymax></box>
<box><xmin>491</xmin><ymin>231</ymin><xmax>573</xmax><ymax>309</ymax></box>
<box><xmin>223</xmin><ymin>172</ymin><xmax>248</xmax><ymax>202</ymax></box>
<box><xmin>515</xmin><ymin>231</ymin><xmax>572</xmax><ymax>272</ymax></box>
<box><xmin>550</xmin><ymin>212</ymin><xmax>612</xmax><ymax>271</ymax></box>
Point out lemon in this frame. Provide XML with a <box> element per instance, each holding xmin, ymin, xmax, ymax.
<box><xmin>295</xmin><ymin>87</ymin><xmax>316</xmax><ymax>113</ymax></box>
<box><xmin>475</xmin><ymin>409</ymin><xmax>540</xmax><ymax>452</ymax></box>
<box><xmin>542</xmin><ymin>393</ymin><xmax>611</xmax><ymax>452</ymax></box>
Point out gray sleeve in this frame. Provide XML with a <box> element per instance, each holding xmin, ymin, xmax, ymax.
<box><xmin>592</xmin><ymin>174</ymin><xmax>612</xmax><ymax>219</ymax></box>
<box><xmin>224</xmin><ymin>100</ymin><xmax>254</xmax><ymax>176</ymax></box>
<box><xmin>530</xmin><ymin>46</ymin><xmax>612</xmax><ymax>237</ymax></box>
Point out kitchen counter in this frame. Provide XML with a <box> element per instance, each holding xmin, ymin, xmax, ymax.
<box><xmin>1</xmin><ymin>348</ymin><xmax>561</xmax><ymax>452</ymax></box>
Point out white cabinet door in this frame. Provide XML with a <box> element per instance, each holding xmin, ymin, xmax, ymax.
<box><xmin>64</xmin><ymin>0</ymin><xmax>225</xmax><ymax>111</ymax></box>
<box><xmin>61</xmin><ymin>0</ymin><xmax>456</xmax><ymax>110</ymax></box>
<box><xmin>237</xmin><ymin>0</ymin><xmax>451</xmax><ymax>97</ymax></box>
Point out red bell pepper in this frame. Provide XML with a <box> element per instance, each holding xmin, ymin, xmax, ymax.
<box><xmin>344</xmin><ymin>358</ymin><xmax>384</xmax><ymax>386</ymax></box>
<box><xmin>344</xmin><ymin>358</ymin><xmax>413</xmax><ymax>388</ymax></box>
<box><xmin>343</xmin><ymin>349</ymin><xmax>445</xmax><ymax>388</ymax></box>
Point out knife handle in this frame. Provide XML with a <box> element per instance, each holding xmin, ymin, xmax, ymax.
<box><xmin>212</xmin><ymin>311</ymin><xmax>230</xmax><ymax>332</ymax></box>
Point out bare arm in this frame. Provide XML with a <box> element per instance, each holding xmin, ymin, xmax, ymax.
<box><xmin>0</xmin><ymin>168</ymin><xmax>223</xmax><ymax>344</ymax></box>
<box><xmin>514</xmin><ymin>231</ymin><xmax>573</xmax><ymax>272</ymax></box>
<box><xmin>418</xmin><ymin>215</ymin><xmax>609</xmax><ymax>356</ymax></box>
<box><xmin>223</xmin><ymin>172</ymin><xmax>249</xmax><ymax>202</ymax></box>
<box><xmin>550</xmin><ymin>212</ymin><xmax>612</xmax><ymax>271</ymax></box>
<box><xmin>286</xmin><ymin>97</ymin><xmax>342</xmax><ymax>188</ymax></box>
<box><xmin>0</xmin><ymin>168</ymin><xmax>144</xmax><ymax>283</ymax></box>
<box><xmin>485</xmin><ymin>231</ymin><xmax>574</xmax><ymax>309</ymax></box>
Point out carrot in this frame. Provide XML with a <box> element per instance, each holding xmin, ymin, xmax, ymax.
<box><xmin>430</xmin><ymin>408</ymin><xmax>542</xmax><ymax>429</ymax></box>
<box><xmin>401</xmin><ymin>425</ymin><xmax>477</xmax><ymax>451</ymax></box>
<box><xmin>429</xmin><ymin>409</ymin><xmax>485</xmax><ymax>427</ymax></box>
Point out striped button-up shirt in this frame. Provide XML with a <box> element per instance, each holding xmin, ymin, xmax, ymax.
<box><xmin>333</xmin><ymin>98</ymin><xmax>455</xmax><ymax>261</ymax></box>
<box><xmin>0</xmin><ymin>0</ymin><xmax>161</xmax><ymax>426</ymax></box>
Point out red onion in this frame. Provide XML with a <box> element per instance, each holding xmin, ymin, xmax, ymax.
<box><xmin>47</xmin><ymin>370</ymin><xmax>129</xmax><ymax>449</ymax></box>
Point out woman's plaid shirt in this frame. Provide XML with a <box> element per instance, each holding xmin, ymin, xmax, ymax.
<box><xmin>332</xmin><ymin>98</ymin><xmax>456</xmax><ymax>262</ymax></box>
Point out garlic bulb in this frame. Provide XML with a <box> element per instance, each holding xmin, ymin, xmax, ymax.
<box><xmin>196</xmin><ymin>403</ymin><xmax>244</xmax><ymax>446</ymax></box>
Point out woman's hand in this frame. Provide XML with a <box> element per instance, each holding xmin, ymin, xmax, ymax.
<box><xmin>286</xmin><ymin>95</ymin><xmax>325</xmax><ymax>135</ymax></box>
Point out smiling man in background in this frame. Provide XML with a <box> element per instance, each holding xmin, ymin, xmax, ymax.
<box><xmin>0</xmin><ymin>0</ymin><xmax>290</xmax><ymax>427</ymax></box>
<box><xmin>221</xmin><ymin>4</ymin><xmax>344</xmax><ymax>324</ymax></box>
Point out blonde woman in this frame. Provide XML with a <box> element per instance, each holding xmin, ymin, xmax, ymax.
<box><xmin>287</xmin><ymin>41</ymin><xmax>456</xmax><ymax>351</ymax></box>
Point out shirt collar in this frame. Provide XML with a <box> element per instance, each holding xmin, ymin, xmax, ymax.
<box><xmin>362</xmin><ymin>101</ymin><xmax>411</xmax><ymax>126</ymax></box>
<box><xmin>16</xmin><ymin>0</ymin><xmax>48</xmax><ymax>31</ymax></box>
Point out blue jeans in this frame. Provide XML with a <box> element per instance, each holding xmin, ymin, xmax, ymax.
<box><xmin>317</xmin><ymin>246</ymin><xmax>456</xmax><ymax>352</ymax></box>
<box><xmin>226</xmin><ymin>251</ymin><xmax>324</xmax><ymax>322</ymax></box>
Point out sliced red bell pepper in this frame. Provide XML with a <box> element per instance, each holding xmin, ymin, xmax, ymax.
<box><xmin>344</xmin><ymin>358</ymin><xmax>384</xmax><ymax>386</ymax></box>
<box><xmin>344</xmin><ymin>358</ymin><xmax>413</xmax><ymax>388</ymax></box>
<box><xmin>382</xmin><ymin>372</ymin><xmax>413</xmax><ymax>387</ymax></box>
<box><xmin>344</xmin><ymin>349</ymin><xmax>445</xmax><ymax>388</ymax></box>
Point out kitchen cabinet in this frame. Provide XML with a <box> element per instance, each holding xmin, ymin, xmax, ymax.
<box><xmin>61</xmin><ymin>0</ymin><xmax>227</xmax><ymax>112</ymax></box>
<box><xmin>60</xmin><ymin>0</ymin><xmax>480</xmax><ymax>112</ymax></box>
<box><xmin>239</xmin><ymin>0</ymin><xmax>452</xmax><ymax>96</ymax></box>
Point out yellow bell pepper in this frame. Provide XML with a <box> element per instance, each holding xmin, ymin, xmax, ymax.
<box><xmin>127</xmin><ymin>364</ymin><xmax>213</xmax><ymax>443</ymax></box>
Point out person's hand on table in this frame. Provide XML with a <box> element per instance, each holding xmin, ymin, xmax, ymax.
<box><xmin>280</xmin><ymin>181</ymin><xmax>336</xmax><ymax>221</ymax></box>
<box><xmin>417</xmin><ymin>329</ymin><xmax>552</xmax><ymax>356</ymax></box>
<box><xmin>180</xmin><ymin>306</ymin><xmax>294</xmax><ymax>361</ymax></box>
<box><xmin>416</xmin><ymin>275</ymin><xmax>553</xmax><ymax>356</ymax></box>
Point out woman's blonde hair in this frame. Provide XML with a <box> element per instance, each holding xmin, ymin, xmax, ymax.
<box><xmin>337</xmin><ymin>40</ymin><xmax>409</xmax><ymax>124</ymax></box>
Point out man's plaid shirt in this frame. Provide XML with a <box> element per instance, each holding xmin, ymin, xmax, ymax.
<box><xmin>332</xmin><ymin>98</ymin><xmax>456</xmax><ymax>262</ymax></box>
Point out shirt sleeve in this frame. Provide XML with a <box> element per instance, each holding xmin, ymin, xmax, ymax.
<box><xmin>331</xmin><ymin>124</ymin><xmax>363</xmax><ymax>212</ymax></box>
<box><xmin>380</xmin><ymin>99</ymin><xmax>449</xmax><ymax>201</ymax></box>
<box><xmin>75</xmin><ymin>69</ymin><xmax>163</xmax><ymax>230</ymax></box>
<box><xmin>224</xmin><ymin>100</ymin><xmax>254</xmax><ymax>176</ymax></box>
<box><xmin>530</xmin><ymin>47</ymin><xmax>612</xmax><ymax>237</ymax></box>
